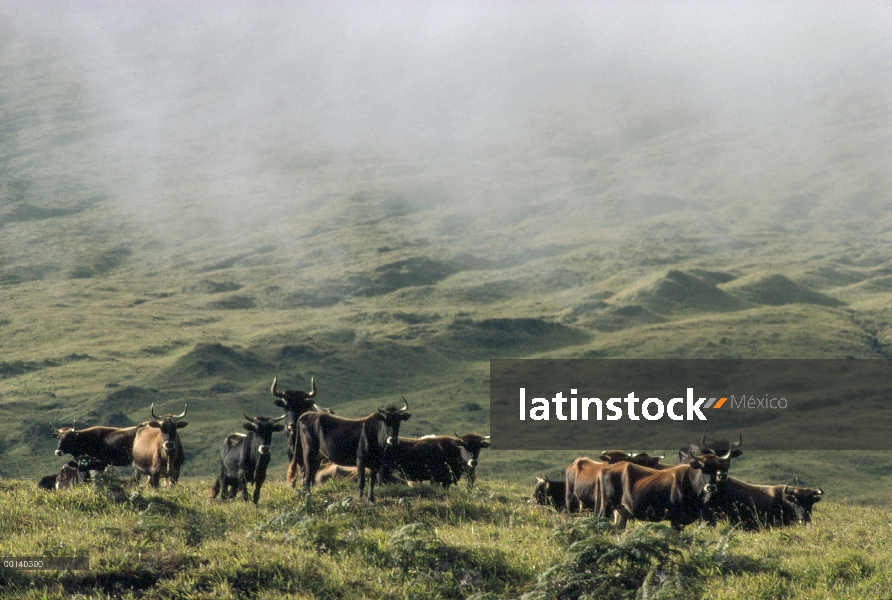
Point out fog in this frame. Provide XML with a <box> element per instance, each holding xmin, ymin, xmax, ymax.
<box><xmin>1</xmin><ymin>1</ymin><xmax>890</xmax><ymax>238</ymax></box>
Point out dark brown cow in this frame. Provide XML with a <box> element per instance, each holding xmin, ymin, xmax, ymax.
<box><xmin>449</xmin><ymin>433</ymin><xmax>491</xmax><ymax>488</ymax></box>
<box><xmin>598</xmin><ymin>449</ymin><xmax>742</xmax><ymax>530</ymax></box>
<box><xmin>53</xmin><ymin>423</ymin><xmax>147</xmax><ymax>467</ymax></box>
<box><xmin>298</xmin><ymin>398</ymin><xmax>411</xmax><ymax>501</ymax></box>
<box><xmin>532</xmin><ymin>476</ymin><xmax>566</xmax><ymax>511</ymax></box>
<box><xmin>132</xmin><ymin>404</ymin><xmax>188</xmax><ymax>488</ymax></box>
<box><xmin>270</xmin><ymin>375</ymin><xmax>327</xmax><ymax>486</ymax></box>
<box><xmin>564</xmin><ymin>451</ymin><xmax>668</xmax><ymax>513</ymax></box>
<box><xmin>710</xmin><ymin>479</ymin><xmax>824</xmax><ymax>529</ymax></box>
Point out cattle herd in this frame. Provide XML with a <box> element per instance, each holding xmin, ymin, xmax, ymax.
<box><xmin>532</xmin><ymin>431</ymin><xmax>825</xmax><ymax>530</ymax></box>
<box><xmin>40</xmin><ymin>377</ymin><xmax>491</xmax><ymax>505</ymax></box>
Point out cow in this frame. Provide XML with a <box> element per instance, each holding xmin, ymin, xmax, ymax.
<box><xmin>677</xmin><ymin>430</ymin><xmax>742</xmax><ymax>465</ymax></box>
<box><xmin>131</xmin><ymin>404</ymin><xmax>188</xmax><ymax>488</ymax></box>
<box><xmin>564</xmin><ymin>450</ymin><xmax>669</xmax><ymax>513</ymax></box>
<box><xmin>211</xmin><ymin>414</ymin><xmax>285</xmax><ymax>504</ymax></box>
<box><xmin>448</xmin><ymin>433</ymin><xmax>490</xmax><ymax>488</ymax></box>
<box><xmin>532</xmin><ymin>476</ymin><xmax>566</xmax><ymax>511</ymax></box>
<box><xmin>38</xmin><ymin>455</ymin><xmax>107</xmax><ymax>491</ymax></box>
<box><xmin>598</xmin><ymin>449</ymin><xmax>743</xmax><ymax>530</ymax></box>
<box><xmin>380</xmin><ymin>436</ymin><xmax>457</xmax><ymax>488</ymax></box>
<box><xmin>709</xmin><ymin>480</ymin><xmax>824</xmax><ymax>529</ymax></box>
<box><xmin>270</xmin><ymin>375</ymin><xmax>328</xmax><ymax>486</ymax></box>
<box><xmin>298</xmin><ymin>398</ymin><xmax>411</xmax><ymax>502</ymax></box>
<box><xmin>53</xmin><ymin>423</ymin><xmax>147</xmax><ymax>467</ymax></box>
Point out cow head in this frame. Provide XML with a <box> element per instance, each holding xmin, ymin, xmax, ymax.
<box><xmin>783</xmin><ymin>485</ymin><xmax>824</xmax><ymax>525</ymax></box>
<box><xmin>149</xmin><ymin>404</ymin><xmax>189</xmax><ymax>451</ymax></box>
<box><xmin>599</xmin><ymin>450</ymin><xmax>634</xmax><ymax>463</ymax></box>
<box><xmin>688</xmin><ymin>449</ymin><xmax>742</xmax><ymax>495</ymax></box>
<box><xmin>452</xmin><ymin>433</ymin><xmax>491</xmax><ymax>469</ymax></box>
<box><xmin>71</xmin><ymin>455</ymin><xmax>106</xmax><ymax>482</ymax></box>
<box><xmin>271</xmin><ymin>375</ymin><xmax>319</xmax><ymax>433</ymax></box>
<box><xmin>243</xmin><ymin>414</ymin><xmax>286</xmax><ymax>455</ymax></box>
<box><xmin>377</xmin><ymin>397</ymin><xmax>411</xmax><ymax>446</ymax></box>
<box><xmin>629</xmin><ymin>451</ymin><xmax>666</xmax><ymax>468</ymax></box>
<box><xmin>53</xmin><ymin>426</ymin><xmax>76</xmax><ymax>457</ymax></box>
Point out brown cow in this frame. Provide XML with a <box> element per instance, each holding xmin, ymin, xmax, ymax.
<box><xmin>564</xmin><ymin>451</ymin><xmax>668</xmax><ymax>513</ymax></box>
<box><xmin>598</xmin><ymin>449</ymin><xmax>742</xmax><ymax>530</ymax></box>
<box><xmin>132</xmin><ymin>404</ymin><xmax>188</xmax><ymax>488</ymax></box>
<box><xmin>298</xmin><ymin>398</ymin><xmax>411</xmax><ymax>501</ymax></box>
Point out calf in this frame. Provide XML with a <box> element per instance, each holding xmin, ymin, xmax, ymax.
<box><xmin>211</xmin><ymin>414</ymin><xmax>285</xmax><ymax>504</ymax></box>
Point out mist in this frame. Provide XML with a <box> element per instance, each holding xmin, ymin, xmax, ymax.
<box><xmin>1</xmin><ymin>1</ymin><xmax>890</xmax><ymax>245</ymax></box>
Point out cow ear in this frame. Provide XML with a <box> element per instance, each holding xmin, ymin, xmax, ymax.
<box><xmin>689</xmin><ymin>459</ymin><xmax>703</xmax><ymax>469</ymax></box>
<box><xmin>401</xmin><ymin>412</ymin><xmax>411</xmax><ymax>421</ymax></box>
<box><xmin>67</xmin><ymin>460</ymin><xmax>78</xmax><ymax>468</ymax></box>
<box><xmin>177</xmin><ymin>421</ymin><xmax>189</xmax><ymax>428</ymax></box>
<box><xmin>149</xmin><ymin>421</ymin><xmax>161</xmax><ymax>428</ymax></box>
<box><xmin>273</xmin><ymin>424</ymin><xmax>285</xmax><ymax>432</ymax></box>
<box><xmin>274</xmin><ymin>398</ymin><xmax>286</xmax><ymax>408</ymax></box>
<box><xmin>729</xmin><ymin>449</ymin><xmax>743</xmax><ymax>458</ymax></box>
<box><xmin>243</xmin><ymin>423</ymin><xmax>256</xmax><ymax>432</ymax></box>
<box><xmin>481</xmin><ymin>439</ymin><xmax>491</xmax><ymax>448</ymax></box>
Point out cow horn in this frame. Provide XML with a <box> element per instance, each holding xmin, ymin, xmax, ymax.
<box><xmin>400</xmin><ymin>396</ymin><xmax>409</xmax><ymax>412</ymax></box>
<box><xmin>732</xmin><ymin>431</ymin><xmax>742</xmax><ymax>448</ymax></box>
<box><xmin>455</xmin><ymin>432</ymin><xmax>461</xmax><ymax>438</ymax></box>
<box><xmin>174</xmin><ymin>404</ymin><xmax>188</xmax><ymax>419</ymax></box>
<box><xmin>272</xmin><ymin>414</ymin><xmax>286</xmax><ymax>423</ymax></box>
<box><xmin>72</xmin><ymin>420</ymin><xmax>77</xmax><ymax>432</ymax></box>
<box><xmin>815</xmin><ymin>487</ymin><xmax>824</xmax><ymax>495</ymax></box>
<box><xmin>271</xmin><ymin>376</ymin><xmax>284</xmax><ymax>398</ymax></box>
<box><xmin>783</xmin><ymin>484</ymin><xmax>789</xmax><ymax>495</ymax></box>
<box><xmin>700</xmin><ymin>429</ymin><xmax>709</xmax><ymax>448</ymax></box>
<box><xmin>484</xmin><ymin>435</ymin><xmax>490</xmax><ymax>439</ymax></box>
<box><xmin>307</xmin><ymin>377</ymin><xmax>317</xmax><ymax>398</ymax></box>
<box><xmin>151</xmin><ymin>403</ymin><xmax>160</xmax><ymax>419</ymax></box>
<box><xmin>244</xmin><ymin>413</ymin><xmax>254</xmax><ymax>422</ymax></box>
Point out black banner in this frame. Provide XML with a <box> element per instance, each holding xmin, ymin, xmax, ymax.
<box><xmin>490</xmin><ymin>359</ymin><xmax>892</xmax><ymax>450</ymax></box>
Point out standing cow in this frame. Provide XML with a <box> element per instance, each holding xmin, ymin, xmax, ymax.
<box><xmin>211</xmin><ymin>414</ymin><xmax>285</xmax><ymax>504</ymax></box>
<box><xmin>299</xmin><ymin>399</ymin><xmax>411</xmax><ymax>502</ymax></box>
<box><xmin>132</xmin><ymin>404</ymin><xmax>188</xmax><ymax>488</ymax></box>
<box><xmin>564</xmin><ymin>451</ymin><xmax>669</xmax><ymax>513</ymax></box>
<box><xmin>270</xmin><ymin>375</ymin><xmax>327</xmax><ymax>486</ymax></box>
<box><xmin>53</xmin><ymin>423</ymin><xmax>147</xmax><ymax>467</ymax></box>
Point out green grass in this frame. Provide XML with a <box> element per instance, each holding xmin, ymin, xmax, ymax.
<box><xmin>1</xmin><ymin>477</ymin><xmax>892</xmax><ymax>599</ymax></box>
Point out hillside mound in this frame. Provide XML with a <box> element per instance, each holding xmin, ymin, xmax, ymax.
<box><xmin>621</xmin><ymin>270</ymin><xmax>752</xmax><ymax>314</ymax></box>
<box><xmin>722</xmin><ymin>274</ymin><xmax>845</xmax><ymax>307</ymax></box>
<box><xmin>434</xmin><ymin>317</ymin><xmax>589</xmax><ymax>358</ymax></box>
<box><xmin>588</xmin><ymin>304</ymin><xmax>667</xmax><ymax>331</ymax></box>
<box><xmin>159</xmin><ymin>343</ymin><xmax>269</xmax><ymax>386</ymax></box>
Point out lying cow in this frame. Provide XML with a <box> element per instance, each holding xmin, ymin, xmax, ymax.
<box><xmin>709</xmin><ymin>479</ymin><xmax>824</xmax><ymax>529</ymax></box>
<box><xmin>38</xmin><ymin>455</ymin><xmax>107</xmax><ymax>490</ymax></box>
<box><xmin>531</xmin><ymin>476</ymin><xmax>566</xmax><ymax>511</ymax></box>
<box><xmin>211</xmin><ymin>414</ymin><xmax>285</xmax><ymax>504</ymax></box>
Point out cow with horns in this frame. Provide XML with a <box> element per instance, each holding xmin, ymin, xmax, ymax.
<box><xmin>269</xmin><ymin>375</ymin><xmax>331</xmax><ymax>487</ymax></box>
<box><xmin>709</xmin><ymin>479</ymin><xmax>825</xmax><ymax>529</ymax></box>
<box><xmin>677</xmin><ymin>430</ymin><xmax>742</xmax><ymax>465</ymax></box>
<box><xmin>298</xmin><ymin>398</ymin><xmax>411</xmax><ymax>502</ymax></box>
<box><xmin>132</xmin><ymin>404</ymin><xmax>188</xmax><ymax>487</ymax></box>
<box><xmin>598</xmin><ymin>447</ymin><xmax>743</xmax><ymax>530</ymax></box>
<box><xmin>53</xmin><ymin>422</ymin><xmax>146</xmax><ymax>467</ymax></box>
<box><xmin>211</xmin><ymin>414</ymin><xmax>286</xmax><ymax>504</ymax></box>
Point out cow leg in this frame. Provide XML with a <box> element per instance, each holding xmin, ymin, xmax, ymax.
<box><xmin>252</xmin><ymin>476</ymin><xmax>265</xmax><ymax>504</ymax></box>
<box><xmin>238</xmin><ymin>472</ymin><xmax>250</xmax><ymax>502</ymax></box>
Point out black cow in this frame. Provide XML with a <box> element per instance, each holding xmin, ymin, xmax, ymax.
<box><xmin>381</xmin><ymin>436</ymin><xmax>456</xmax><ymax>487</ymax></box>
<box><xmin>598</xmin><ymin>449</ymin><xmax>743</xmax><ymax>530</ymax></box>
<box><xmin>211</xmin><ymin>414</ymin><xmax>285</xmax><ymax>504</ymax></box>
<box><xmin>677</xmin><ymin>430</ymin><xmax>742</xmax><ymax>464</ymax></box>
<box><xmin>298</xmin><ymin>398</ymin><xmax>411</xmax><ymax>501</ymax></box>
<box><xmin>447</xmin><ymin>433</ymin><xmax>490</xmax><ymax>488</ymax></box>
<box><xmin>710</xmin><ymin>479</ymin><xmax>824</xmax><ymax>529</ymax></box>
<box><xmin>532</xmin><ymin>476</ymin><xmax>566</xmax><ymax>511</ymax></box>
<box><xmin>270</xmin><ymin>375</ymin><xmax>328</xmax><ymax>486</ymax></box>
<box><xmin>53</xmin><ymin>423</ymin><xmax>147</xmax><ymax>467</ymax></box>
<box><xmin>38</xmin><ymin>455</ymin><xmax>107</xmax><ymax>490</ymax></box>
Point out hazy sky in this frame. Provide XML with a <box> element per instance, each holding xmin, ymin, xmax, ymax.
<box><xmin>1</xmin><ymin>2</ymin><xmax>890</xmax><ymax>232</ymax></box>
